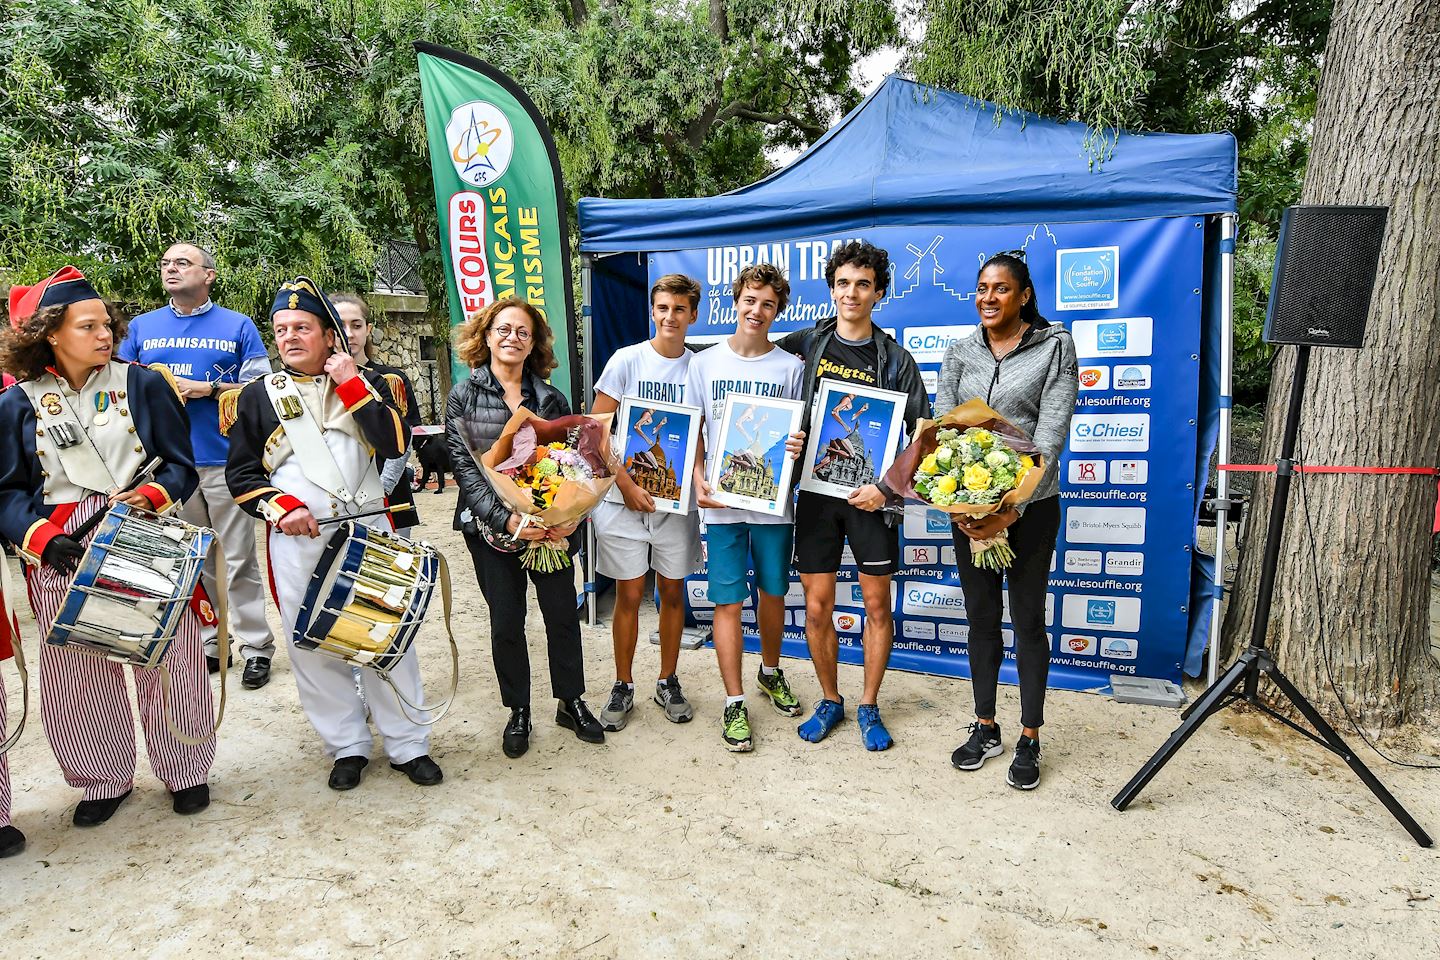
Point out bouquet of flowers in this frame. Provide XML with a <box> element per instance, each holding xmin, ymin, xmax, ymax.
<box><xmin>883</xmin><ymin>398</ymin><xmax>1046</xmax><ymax>570</ymax></box>
<box><xmin>472</xmin><ymin>408</ymin><xmax>620</xmax><ymax>572</ymax></box>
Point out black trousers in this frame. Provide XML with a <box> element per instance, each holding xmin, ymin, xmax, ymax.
<box><xmin>464</xmin><ymin>532</ymin><xmax>585</xmax><ymax>708</ymax></box>
<box><xmin>951</xmin><ymin>496</ymin><xmax>1060</xmax><ymax>729</ymax></box>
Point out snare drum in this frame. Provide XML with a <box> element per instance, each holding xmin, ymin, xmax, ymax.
<box><xmin>294</xmin><ymin>521</ymin><xmax>457</xmax><ymax>723</ymax></box>
<box><xmin>47</xmin><ymin>503</ymin><xmax>213</xmax><ymax>668</ymax></box>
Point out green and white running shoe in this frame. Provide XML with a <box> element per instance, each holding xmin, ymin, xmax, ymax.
<box><xmin>755</xmin><ymin>667</ymin><xmax>802</xmax><ymax>717</ymax></box>
<box><xmin>721</xmin><ymin>701</ymin><xmax>753</xmax><ymax>752</ymax></box>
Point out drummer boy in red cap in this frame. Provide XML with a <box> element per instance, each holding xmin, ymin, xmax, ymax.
<box><xmin>225</xmin><ymin>277</ymin><xmax>442</xmax><ymax>791</ymax></box>
<box><xmin>0</xmin><ymin>265</ymin><xmax>213</xmax><ymax>831</ymax></box>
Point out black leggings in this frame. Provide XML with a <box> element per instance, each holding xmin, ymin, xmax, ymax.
<box><xmin>952</xmin><ymin>497</ymin><xmax>1060</xmax><ymax>729</ymax></box>
<box><xmin>464</xmin><ymin>532</ymin><xmax>585</xmax><ymax>708</ymax></box>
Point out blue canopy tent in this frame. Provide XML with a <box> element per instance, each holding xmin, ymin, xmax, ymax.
<box><xmin>577</xmin><ymin>75</ymin><xmax>1238</xmax><ymax>682</ymax></box>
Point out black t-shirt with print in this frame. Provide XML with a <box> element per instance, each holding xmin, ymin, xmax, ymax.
<box><xmin>815</xmin><ymin>334</ymin><xmax>878</xmax><ymax>387</ymax></box>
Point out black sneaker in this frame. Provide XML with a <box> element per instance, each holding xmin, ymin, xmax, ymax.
<box><xmin>1007</xmin><ymin>735</ymin><xmax>1042</xmax><ymax>790</ymax></box>
<box><xmin>951</xmin><ymin>721</ymin><xmax>1003</xmax><ymax>770</ymax></box>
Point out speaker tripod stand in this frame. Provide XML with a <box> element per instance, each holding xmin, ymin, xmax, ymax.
<box><xmin>1111</xmin><ymin>345</ymin><xmax>1432</xmax><ymax>848</ymax></box>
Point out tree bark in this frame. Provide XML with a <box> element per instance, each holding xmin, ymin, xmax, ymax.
<box><xmin>1221</xmin><ymin>0</ymin><xmax>1440</xmax><ymax>729</ymax></box>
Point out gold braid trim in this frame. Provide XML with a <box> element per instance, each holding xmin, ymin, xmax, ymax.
<box><xmin>147</xmin><ymin>362</ymin><xmax>183</xmax><ymax>402</ymax></box>
<box><xmin>217</xmin><ymin>388</ymin><xmax>243</xmax><ymax>437</ymax></box>
<box><xmin>382</xmin><ymin>372</ymin><xmax>409</xmax><ymax>419</ymax></box>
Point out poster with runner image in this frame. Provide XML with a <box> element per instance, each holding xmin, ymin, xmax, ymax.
<box><xmin>605</xmin><ymin>396</ymin><xmax>701</xmax><ymax>513</ymax></box>
<box><xmin>798</xmin><ymin>380</ymin><xmax>909</xmax><ymax>500</ymax></box>
<box><xmin>708</xmin><ymin>394</ymin><xmax>804</xmax><ymax>514</ymax></box>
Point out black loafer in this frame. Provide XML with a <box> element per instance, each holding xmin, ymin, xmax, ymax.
<box><xmin>556</xmin><ymin>698</ymin><xmax>605</xmax><ymax>744</ymax></box>
<box><xmin>390</xmin><ymin>755</ymin><xmax>443</xmax><ymax>786</ymax></box>
<box><xmin>73</xmin><ymin>789</ymin><xmax>132</xmax><ymax>827</ymax></box>
<box><xmin>328</xmin><ymin>756</ymin><xmax>368</xmax><ymax>791</ymax></box>
<box><xmin>502</xmin><ymin>706</ymin><xmax>532</xmax><ymax>758</ymax></box>
<box><xmin>171</xmin><ymin>783</ymin><xmax>211</xmax><ymax>815</ymax></box>
<box><xmin>0</xmin><ymin>825</ymin><xmax>25</xmax><ymax>858</ymax></box>
<box><xmin>241</xmin><ymin>657</ymin><xmax>271</xmax><ymax>690</ymax></box>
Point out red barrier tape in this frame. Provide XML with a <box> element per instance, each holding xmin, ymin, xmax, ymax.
<box><xmin>1217</xmin><ymin>464</ymin><xmax>1438</xmax><ymax>475</ymax></box>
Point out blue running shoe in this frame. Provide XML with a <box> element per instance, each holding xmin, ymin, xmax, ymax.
<box><xmin>797</xmin><ymin>698</ymin><xmax>845</xmax><ymax>742</ymax></box>
<box><xmin>857</xmin><ymin>704</ymin><xmax>893</xmax><ymax>751</ymax></box>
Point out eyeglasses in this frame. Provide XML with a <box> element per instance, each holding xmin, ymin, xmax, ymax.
<box><xmin>159</xmin><ymin>257</ymin><xmax>203</xmax><ymax>270</ymax></box>
<box><xmin>492</xmin><ymin>324</ymin><xmax>532</xmax><ymax>342</ymax></box>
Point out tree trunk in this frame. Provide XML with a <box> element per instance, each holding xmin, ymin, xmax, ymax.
<box><xmin>1221</xmin><ymin>0</ymin><xmax>1440</xmax><ymax>730</ymax></box>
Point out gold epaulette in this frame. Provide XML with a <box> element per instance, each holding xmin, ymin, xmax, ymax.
<box><xmin>382</xmin><ymin>372</ymin><xmax>409</xmax><ymax>419</ymax></box>
<box><xmin>217</xmin><ymin>388</ymin><xmax>242</xmax><ymax>437</ymax></box>
<box><xmin>147</xmin><ymin>362</ymin><xmax>183</xmax><ymax>402</ymax></box>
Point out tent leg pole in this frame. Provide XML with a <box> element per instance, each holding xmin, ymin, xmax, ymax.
<box><xmin>581</xmin><ymin>253</ymin><xmax>598</xmax><ymax>628</ymax></box>
<box><xmin>1208</xmin><ymin>212</ymin><xmax>1238</xmax><ymax>687</ymax></box>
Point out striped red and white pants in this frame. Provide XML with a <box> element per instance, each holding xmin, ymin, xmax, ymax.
<box><xmin>27</xmin><ymin>496</ymin><xmax>215</xmax><ymax>802</ymax></box>
<box><xmin>1</xmin><ymin>666</ymin><xmax>12</xmax><ymax>828</ymax></box>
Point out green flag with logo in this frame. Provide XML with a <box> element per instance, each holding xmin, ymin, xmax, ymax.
<box><xmin>414</xmin><ymin>42</ymin><xmax>578</xmax><ymax>403</ymax></box>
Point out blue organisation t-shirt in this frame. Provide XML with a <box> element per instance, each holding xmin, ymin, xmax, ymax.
<box><xmin>117</xmin><ymin>303</ymin><xmax>269</xmax><ymax>465</ymax></box>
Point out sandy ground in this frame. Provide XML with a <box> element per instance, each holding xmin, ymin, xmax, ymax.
<box><xmin>2</xmin><ymin>487</ymin><xmax>1438</xmax><ymax>959</ymax></box>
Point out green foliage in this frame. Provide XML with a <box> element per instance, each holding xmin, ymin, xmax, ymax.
<box><xmin>912</xmin><ymin>0</ymin><xmax>1332</xmax><ymax>400</ymax></box>
<box><xmin>1</xmin><ymin>0</ymin><xmax>892</xmax><ymax>331</ymax></box>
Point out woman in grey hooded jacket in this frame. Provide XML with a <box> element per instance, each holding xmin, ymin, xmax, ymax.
<box><xmin>934</xmin><ymin>252</ymin><xmax>1078</xmax><ymax>791</ymax></box>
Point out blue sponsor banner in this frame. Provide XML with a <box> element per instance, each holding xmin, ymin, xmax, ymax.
<box><xmin>658</xmin><ymin>217</ymin><xmax>1202</xmax><ymax>688</ymax></box>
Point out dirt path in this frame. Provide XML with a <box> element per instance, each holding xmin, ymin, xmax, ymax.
<box><xmin>2</xmin><ymin>489</ymin><xmax>1437</xmax><ymax>958</ymax></box>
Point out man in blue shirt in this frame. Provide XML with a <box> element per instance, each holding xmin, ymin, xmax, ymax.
<box><xmin>118</xmin><ymin>242</ymin><xmax>276</xmax><ymax>687</ymax></box>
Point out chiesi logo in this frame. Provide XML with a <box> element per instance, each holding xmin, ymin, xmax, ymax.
<box><xmin>1070</xmin><ymin>414</ymin><xmax>1150</xmax><ymax>452</ymax></box>
<box><xmin>446</xmin><ymin>100</ymin><xmax>515</xmax><ymax>186</ymax></box>
<box><xmin>903</xmin><ymin>325</ymin><xmax>976</xmax><ymax>364</ymax></box>
<box><xmin>903</xmin><ymin>583</ymin><xmax>968</xmax><ymax>617</ymax></box>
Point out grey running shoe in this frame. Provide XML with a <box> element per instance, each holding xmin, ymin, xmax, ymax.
<box><xmin>654</xmin><ymin>675</ymin><xmax>695</xmax><ymax>723</ymax></box>
<box><xmin>599</xmin><ymin>681</ymin><xmax>635</xmax><ymax>732</ymax></box>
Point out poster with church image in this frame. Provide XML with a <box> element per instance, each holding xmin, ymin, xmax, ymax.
<box><xmin>606</xmin><ymin>396</ymin><xmax>702</xmax><ymax>514</ymax></box>
<box><xmin>708</xmin><ymin>393</ymin><xmax>805</xmax><ymax>514</ymax></box>
<box><xmin>798</xmin><ymin>380</ymin><xmax>909</xmax><ymax>500</ymax></box>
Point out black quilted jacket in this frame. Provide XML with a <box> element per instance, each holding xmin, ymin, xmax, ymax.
<box><xmin>445</xmin><ymin>363</ymin><xmax>570</xmax><ymax>535</ymax></box>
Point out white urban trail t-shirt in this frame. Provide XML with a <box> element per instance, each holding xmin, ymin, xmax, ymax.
<box><xmin>684</xmin><ymin>339</ymin><xmax>805</xmax><ymax>525</ymax></box>
<box><xmin>594</xmin><ymin>340</ymin><xmax>692</xmax><ymax>407</ymax></box>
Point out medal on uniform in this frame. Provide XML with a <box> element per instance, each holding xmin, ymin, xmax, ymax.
<box><xmin>93</xmin><ymin>390</ymin><xmax>111</xmax><ymax>426</ymax></box>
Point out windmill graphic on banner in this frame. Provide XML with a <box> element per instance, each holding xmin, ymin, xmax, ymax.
<box><xmin>877</xmin><ymin>224</ymin><xmax>1060</xmax><ymax>313</ymax></box>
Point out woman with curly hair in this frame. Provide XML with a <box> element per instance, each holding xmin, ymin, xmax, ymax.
<box><xmin>0</xmin><ymin>266</ymin><xmax>212</xmax><ymax>831</ymax></box>
<box><xmin>445</xmin><ymin>296</ymin><xmax>603</xmax><ymax>758</ymax></box>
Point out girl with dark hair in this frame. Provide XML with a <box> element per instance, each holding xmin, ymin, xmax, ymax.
<box><xmin>332</xmin><ymin>293</ymin><xmax>421</xmax><ymax>536</ymax></box>
<box><xmin>445</xmin><ymin>297</ymin><xmax>603</xmax><ymax>758</ymax></box>
<box><xmin>0</xmin><ymin>266</ymin><xmax>213</xmax><ymax>831</ymax></box>
<box><xmin>934</xmin><ymin>251</ymin><xmax>1078</xmax><ymax>790</ymax></box>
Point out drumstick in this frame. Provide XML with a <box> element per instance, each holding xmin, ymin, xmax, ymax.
<box><xmin>315</xmin><ymin>503</ymin><xmax>410</xmax><ymax>526</ymax></box>
<box><xmin>70</xmin><ymin>456</ymin><xmax>164</xmax><ymax>542</ymax></box>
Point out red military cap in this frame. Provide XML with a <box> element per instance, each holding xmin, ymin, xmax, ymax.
<box><xmin>8</xmin><ymin>265</ymin><xmax>101</xmax><ymax>331</ymax></box>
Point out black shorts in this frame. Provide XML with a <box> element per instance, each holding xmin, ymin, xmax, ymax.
<box><xmin>793</xmin><ymin>491</ymin><xmax>899</xmax><ymax>576</ymax></box>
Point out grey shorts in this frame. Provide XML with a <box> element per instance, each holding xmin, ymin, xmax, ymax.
<box><xmin>591</xmin><ymin>499</ymin><xmax>703</xmax><ymax>581</ymax></box>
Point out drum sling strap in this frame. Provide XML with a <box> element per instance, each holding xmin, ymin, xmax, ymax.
<box><xmin>157</xmin><ymin>544</ymin><xmax>229</xmax><ymax>747</ymax></box>
<box><xmin>264</xmin><ymin>373</ymin><xmax>384</xmax><ymax>506</ymax></box>
<box><xmin>378</xmin><ymin>549</ymin><xmax>460</xmax><ymax>727</ymax></box>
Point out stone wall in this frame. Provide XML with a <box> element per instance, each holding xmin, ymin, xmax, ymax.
<box><xmin>368</xmin><ymin>292</ymin><xmax>451</xmax><ymax>426</ymax></box>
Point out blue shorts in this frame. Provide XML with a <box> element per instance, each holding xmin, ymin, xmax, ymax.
<box><xmin>706</xmin><ymin>522</ymin><xmax>794</xmax><ymax>605</ymax></box>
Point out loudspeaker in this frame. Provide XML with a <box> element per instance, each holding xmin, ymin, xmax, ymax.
<box><xmin>1263</xmin><ymin>204</ymin><xmax>1388</xmax><ymax>348</ymax></box>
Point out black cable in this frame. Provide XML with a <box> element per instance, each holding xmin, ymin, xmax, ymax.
<box><xmin>1295</xmin><ymin>418</ymin><xmax>1440</xmax><ymax>769</ymax></box>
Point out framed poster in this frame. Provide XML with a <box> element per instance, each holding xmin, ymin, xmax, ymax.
<box><xmin>708</xmin><ymin>393</ymin><xmax>805</xmax><ymax>514</ymax></box>
<box><xmin>798</xmin><ymin>380</ymin><xmax>910</xmax><ymax>499</ymax></box>
<box><xmin>605</xmin><ymin>396</ymin><xmax>702</xmax><ymax>513</ymax></box>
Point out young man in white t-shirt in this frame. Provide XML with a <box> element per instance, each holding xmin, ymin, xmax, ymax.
<box><xmin>685</xmin><ymin>264</ymin><xmax>807</xmax><ymax>752</ymax></box>
<box><xmin>590</xmin><ymin>274</ymin><xmax>704</xmax><ymax>731</ymax></box>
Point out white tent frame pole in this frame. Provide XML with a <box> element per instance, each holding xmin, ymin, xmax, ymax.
<box><xmin>1207</xmin><ymin>212</ymin><xmax>1238</xmax><ymax>686</ymax></box>
<box><xmin>581</xmin><ymin>252</ymin><xmax>598</xmax><ymax>627</ymax></box>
